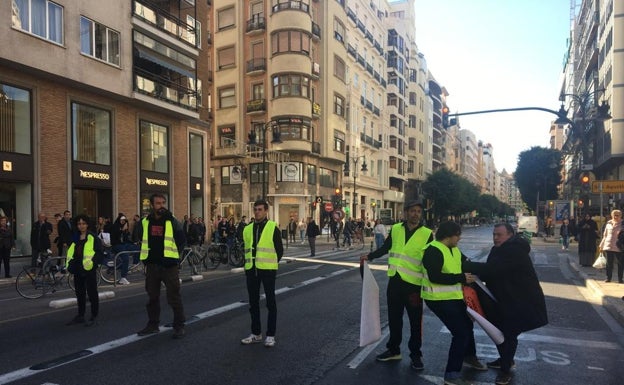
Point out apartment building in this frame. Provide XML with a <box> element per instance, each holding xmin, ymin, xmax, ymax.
<box><xmin>1</xmin><ymin>0</ymin><xmax>212</xmax><ymax>255</ymax></box>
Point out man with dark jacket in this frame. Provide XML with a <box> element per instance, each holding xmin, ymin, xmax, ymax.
<box><xmin>57</xmin><ymin>210</ymin><xmax>73</xmax><ymax>257</ymax></box>
<box><xmin>30</xmin><ymin>213</ymin><xmax>53</xmax><ymax>267</ymax></box>
<box><xmin>463</xmin><ymin>223</ymin><xmax>548</xmax><ymax>385</ymax></box>
<box><xmin>306</xmin><ymin>217</ymin><xmax>320</xmax><ymax>257</ymax></box>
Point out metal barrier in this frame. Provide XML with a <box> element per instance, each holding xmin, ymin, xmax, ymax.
<box><xmin>105</xmin><ymin>249</ymin><xmax>141</xmax><ymax>287</ymax></box>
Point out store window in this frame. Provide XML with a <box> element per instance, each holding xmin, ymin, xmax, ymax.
<box><xmin>307</xmin><ymin>164</ymin><xmax>316</xmax><ymax>185</ymax></box>
<box><xmin>71</xmin><ymin>103</ymin><xmax>111</xmax><ymax>165</ymax></box>
<box><xmin>0</xmin><ymin>83</ymin><xmax>31</xmax><ymax>154</ymax></box>
<box><xmin>189</xmin><ymin>133</ymin><xmax>203</xmax><ymax>178</ymax></box>
<box><xmin>140</xmin><ymin>120</ymin><xmax>168</xmax><ymax>173</ymax></box>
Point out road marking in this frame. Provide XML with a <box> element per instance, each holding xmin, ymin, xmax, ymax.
<box><xmin>0</xmin><ymin>269</ymin><xmax>352</xmax><ymax>385</ymax></box>
<box><xmin>532</xmin><ymin>253</ymin><xmax>548</xmax><ymax>265</ymax></box>
<box><xmin>419</xmin><ymin>374</ymin><xmax>491</xmax><ymax>385</ymax></box>
<box><xmin>347</xmin><ymin>328</ymin><xmax>389</xmax><ymax>369</ymax></box>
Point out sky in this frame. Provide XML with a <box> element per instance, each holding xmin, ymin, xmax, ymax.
<box><xmin>413</xmin><ymin>0</ymin><xmax>572</xmax><ymax>173</ymax></box>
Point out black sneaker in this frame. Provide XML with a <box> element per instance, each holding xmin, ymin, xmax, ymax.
<box><xmin>495</xmin><ymin>371</ymin><xmax>512</xmax><ymax>385</ymax></box>
<box><xmin>463</xmin><ymin>356</ymin><xmax>487</xmax><ymax>371</ymax></box>
<box><xmin>410</xmin><ymin>355</ymin><xmax>424</xmax><ymax>370</ymax></box>
<box><xmin>65</xmin><ymin>315</ymin><xmax>85</xmax><ymax>326</ymax></box>
<box><xmin>376</xmin><ymin>349</ymin><xmax>401</xmax><ymax>361</ymax></box>
<box><xmin>172</xmin><ymin>327</ymin><xmax>186</xmax><ymax>339</ymax></box>
<box><xmin>84</xmin><ymin>317</ymin><xmax>97</xmax><ymax>327</ymax></box>
<box><xmin>487</xmin><ymin>358</ymin><xmax>515</xmax><ymax>369</ymax></box>
<box><xmin>137</xmin><ymin>324</ymin><xmax>160</xmax><ymax>336</ymax></box>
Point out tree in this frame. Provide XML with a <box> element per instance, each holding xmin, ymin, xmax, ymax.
<box><xmin>422</xmin><ymin>169</ymin><xmax>480</xmax><ymax>220</ymax></box>
<box><xmin>515</xmin><ymin>147</ymin><xmax>562</xmax><ymax>212</ymax></box>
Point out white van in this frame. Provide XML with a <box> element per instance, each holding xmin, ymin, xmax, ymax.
<box><xmin>517</xmin><ymin>216</ymin><xmax>538</xmax><ymax>235</ymax></box>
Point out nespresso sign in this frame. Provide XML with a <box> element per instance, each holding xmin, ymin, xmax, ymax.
<box><xmin>79</xmin><ymin>169</ymin><xmax>110</xmax><ymax>180</ymax></box>
<box><xmin>72</xmin><ymin>162</ymin><xmax>112</xmax><ymax>188</ymax></box>
<box><xmin>146</xmin><ymin>177</ymin><xmax>168</xmax><ymax>186</ymax></box>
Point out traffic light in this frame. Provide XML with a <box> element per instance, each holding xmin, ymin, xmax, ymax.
<box><xmin>442</xmin><ymin>106</ymin><xmax>450</xmax><ymax>128</ymax></box>
<box><xmin>578</xmin><ymin>199</ymin><xmax>584</xmax><ymax>208</ymax></box>
<box><xmin>333</xmin><ymin>188</ymin><xmax>342</xmax><ymax>208</ymax></box>
<box><xmin>580</xmin><ymin>173</ymin><xmax>591</xmax><ymax>192</ymax></box>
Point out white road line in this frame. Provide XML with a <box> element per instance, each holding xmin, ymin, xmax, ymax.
<box><xmin>347</xmin><ymin>327</ymin><xmax>389</xmax><ymax>369</ymax></box>
<box><xmin>0</xmin><ymin>269</ymin><xmax>352</xmax><ymax>385</ymax></box>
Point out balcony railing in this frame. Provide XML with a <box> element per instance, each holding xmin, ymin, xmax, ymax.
<box><xmin>272</xmin><ymin>0</ymin><xmax>310</xmax><ymax>14</ymax></box>
<box><xmin>312</xmin><ymin>62</ymin><xmax>320</xmax><ymax>77</ymax></box>
<box><xmin>132</xmin><ymin>0</ymin><xmax>198</xmax><ymax>48</ymax></box>
<box><xmin>346</xmin><ymin>7</ymin><xmax>357</xmax><ymax>24</ymax></box>
<box><xmin>357</xmin><ymin>54</ymin><xmax>365</xmax><ymax>67</ymax></box>
<box><xmin>312</xmin><ymin>21</ymin><xmax>321</xmax><ymax>40</ymax></box>
<box><xmin>134</xmin><ymin>67</ymin><xmax>198</xmax><ymax>110</ymax></box>
<box><xmin>246</xmin><ymin>99</ymin><xmax>266</xmax><ymax>114</ymax></box>
<box><xmin>246</xmin><ymin>16</ymin><xmax>266</xmax><ymax>33</ymax></box>
<box><xmin>312</xmin><ymin>102</ymin><xmax>321</xmax><ymax>117</ymax></box>
<box><xmin>357</xmin><ymin>20</ymin><xmax>366</xmax><ymax>34</ymax></box>
<box><xmin>246</xmin><ymin>58</ymin><xmax>266</xmax><ymax>73</ymax></box>
<box><xmin>347</xmin><ymin>44</ymin><xmax>357</xmax><ymax>59</ymax></box>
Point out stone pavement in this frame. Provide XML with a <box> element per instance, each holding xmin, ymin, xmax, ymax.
<box><xmin>533</xmin><ymin>235</ymin><xmax>624</xmax><ymax>327</ymax></box>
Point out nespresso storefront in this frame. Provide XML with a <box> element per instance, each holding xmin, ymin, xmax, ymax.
<box><xmin>72</xmin><ymin>162</ymin><xmax>112</xmax><ymax>220</ymax></box>
<box><xmin>140</xmin><ymin>171</ymin><xmax>169</xmax><ymax>216</ymax></box>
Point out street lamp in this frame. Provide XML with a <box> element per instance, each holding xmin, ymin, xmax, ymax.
<box><xmin>344</xmin><ymin>153</ymin><xmax>368</xmax><ymax>220</ymax></box>
<box><xmin>248</xmin><ymin>120</ymin><xmax>282</xmax><ymax>200</ymax></box>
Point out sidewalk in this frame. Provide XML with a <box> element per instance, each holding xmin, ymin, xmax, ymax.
<box><xmin>533</xmin><ymin>236</ymin><xmax>624</xmax><ymax>327</ymax></box>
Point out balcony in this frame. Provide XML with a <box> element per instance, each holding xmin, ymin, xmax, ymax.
<box><xmin>312</xmin><ymin>102</ymin><xmax>321</xmax><ymax>118</ymax></box>
<box><xmin>134</xmin><ymin>67</ymin><xmax>198</xmax><ymax>111</ymax></box>
<box><xmin>246</xmin><ymin>98</ymin><xmax>266</xmax><ymax>114</ymax></box>
<box><xmin>357</xmin><ymin>20</ymin><xmax>366</xmax><ymax>35</ymax></box>
<box><xmin>366</xmin><ymin>63</ymin><xmax>373</xmax><ymax>75</ymax></box>
<box><xmin>272</xmin><ymin>0</ymin><xmax>310</xmax><ymax>14</ymax></box>
<box><xmin>246</xmin><ymin>16</ymin><xmax>266</xmax><ymax>34</ymax></box>
<box><xmin>246</xmin><ymin>58</ymin><xmax>266</xmax><ymax>74</ymax></box>
<box><xmin>312</xmin><ymin>22</ymin><xmax>321</xmax><ymax>41</ymax></box>
<box><xmin>365</xmin><ymin>100</ymin><xmax>373</xmax><ymax>112</ymax></box>
<box><xmin>346</xmin><ymin>7</ymin><xmax>357</xmax><ymax>25</ymax></box>
<box><xmin>132</xmin><ymin>0</ymin><xmax>198</xmax><ymax>48</ymax></box>
<box><xmin>365</xmin><ymin>30</ymin><xmax>374</xmax><ymax>44</ymax></box>
<box><xmin>360</xmin><ymin>133</ymin><xmax>381</xmax><ymax>149</ymax></box>
<box><xmin>373</xmin><ymin>106</ymin><xmax>380</xmax><ymax>116</ymax></box>
<box><xmin>374</xmin><ymin>40</ymin><xmax>383</xmax><ymax>55</ymax></box>
<box><xmin>312</xmin><ymin>62</ymin><xmax>320</xmax><ymax>78</ymax></box>
<box><xmin>357</xmin><ymin>54</ymin><xmax>365</xmax><ymax>67</ymax></box>
<box><xmin>347</xmin><ymin>44</ymin><xmax>357</xmax><ymax>59</ymax></box>
<box><xmin>312</xmin><ymin>141</ymin><xmax>321</xmax><ymax>154</ymax></box>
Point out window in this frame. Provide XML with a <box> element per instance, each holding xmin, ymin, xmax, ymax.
<box><xmin>333</xmin><ymin>130</ymin><xmax>345</xmax><ymax>153</ymax></box>
<box><xmin>218</xmin><ymin>124</ymin><xmax>236</xmax><ymax>148</ymax></box>
<box><xmin>217</xmin><ymin>7</ymin><xmax>235</xmax><ymax>30</ymax></box>
<box><xmin>333</xmin><ymin>19</ymin><xmax>345</xmax><ymax>43</ymax></box>
<box><xmin>12</xmin><ymin>0</ymin><xmax>63</xmax><ymax>44</ymax></box>
<box><xmin>307</xmin><ymin>164</ymin><xmax>316</xmax><ymax>185</ymax></box>
<box><xmin>334</xmin><ymin>56</ymin><xmax>346</xmax><ymax>82</ymax></box>
<box><xmin>334</xmin><ymin>94</ymin><xmax>344</xmax><ymax>116</ymax></box>
<box><xmin>140</xmin><ymin>120</ymin><xmax>168</xmax><ymax>173</ymax></box>
<box><xmin>71</xmin><ymin>103</ymin><xmax>111</xmax><ymax>165</ymax></box>
<box><xmin>221</xmin><ymin>166</ymin><xmax>231</xmax><ymax>185</ymax></box>
<box><xmin>250</xmin><ymin>163</ymin><xmax>268</xmax><ymax>183</ymax></box>
<box><xmin>272</xmin><ymin>74</ymin><xmax>310</xmax><ymax>98</ymax></box>
<box><xmin>219</xmin><ymin>86</ymin><xmax>236</xmax><ymax>108</ymax></box>
<box><xmin>218</xmin><ymin>46</ymin><xmax>235</xmax><ymax>69</ymax></box>
<box><xmin>80</xmin><ymin>16</ymin><xmax>120</xmax><ymax>66</ymax></box>
<box><xmin>278</xmin><ymin>118</ymin><xmax>311</xmax><ymax>141</ymax></box>
<box><xmin>319</xmin><ymin>168</ymin><xmax>338</xmax><ymax>187</ymax></box>
<box><xmin>189</xmin><ymin>133</ymin><xmax>203</xmax><ymax>178</ymax></box>
<box><xmin>271</xmin><ymin>30</ymin><xmax>310</xmax><ymax>55</ymax></box>
<box><xmin>409</xmin><ymin>137</ymin><xmax>416</xmax><ymax>151</ymax></box>
<box><xmin>0</xmin><ymin>83</ymin><xmax>31</xmax><ymax>154</ymax></box>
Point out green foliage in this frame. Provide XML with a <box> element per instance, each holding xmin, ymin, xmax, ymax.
<box><xmin>514</xmin><ymin>147</ymin><xmax>562</xmax><ymax>212</ymax></box>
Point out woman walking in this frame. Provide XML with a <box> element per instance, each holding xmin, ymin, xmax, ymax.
<box><xmin>65</xmin><ymin>214</ymin><xmax>103</xmax><ymax>326</ymax></box>
<box><xmin>598</xmin><ymin>209</ymin><xmax>624</xmax><ymax>283</ymax></box>
<box><xmin>0</xmin><ymin>216</ymin><xmax>15</xmax><ymax>278</ymax></box>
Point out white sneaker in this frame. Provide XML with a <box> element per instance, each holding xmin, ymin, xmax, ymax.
<box><xmin>264</xmin><ymin>336</ymin><xmax>276</xmax><ymax>347</ymax></box>
<box><xmin>117</xmin><ymin>277</ymin><xmax>130</xmax><ymax>285</ymax></box>
<box><xmin>241</xmin><ymin>334</ymin><xmax>262</xmax><ymax>345</ymax></box>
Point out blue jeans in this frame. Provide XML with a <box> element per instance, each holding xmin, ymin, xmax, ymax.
<box><xmin>375</xmin><ymin>233</ymin><xmax>385</xmax><ymax>250</ymax></box>
<box><xmin>112</xmin><ymin>243</ymin><xmax>140</xmax><ymax>278</ymax></box>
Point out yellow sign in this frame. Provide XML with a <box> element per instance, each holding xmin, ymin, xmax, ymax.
<box><xmin>591</xmin><ymin>180</ymin><xmax>624</xmax><ymax>193</ymax></box>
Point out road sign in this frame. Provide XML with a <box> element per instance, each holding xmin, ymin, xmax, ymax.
<box><xmin>332</xmin><ymin>209</ymin><xmax>345</xmax><ymax>221</ymax></box>
<box><xmin>592</xmin><ymin>180</ymin><xmax>624</xmax><ymax>193</ymax></box>
<box><xmin>324</xmin><ymin>202</ymin><xmax>333</xmax><ymax>212</ymax></box>
<box><xmin>581</xmin><ymin>164</ymin><xmax>593</xmax><ymax>171</ymax></box>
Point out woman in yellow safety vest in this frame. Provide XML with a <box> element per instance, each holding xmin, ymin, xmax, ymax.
<box><xmin>65</xmin><ymin>214</ymin><xmax>103</xmax><ymax>327</ymax></box>
<box><xmin>421</xmin><ymin>221</ymin><xmax>486</xmax><ymax>385</ymax></box>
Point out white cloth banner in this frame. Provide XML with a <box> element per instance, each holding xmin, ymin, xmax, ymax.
<box><xmin>467</xmin><ymin>307</ymin><xmax>505</xmax><ymax>345</ymax></box>
<box><xmin>359</xmin><ymin>262</ymin><xmax>381</xmax><ymax>347</ymax></box>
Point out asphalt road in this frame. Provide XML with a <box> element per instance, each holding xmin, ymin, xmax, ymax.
<box><xmin>1</xmin><ymin>225</ymin><xmax>623</xmax><ymax>385</ymax></box>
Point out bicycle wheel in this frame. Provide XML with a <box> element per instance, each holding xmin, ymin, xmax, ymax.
<box><xmin>228</xmin><ymin>245</ymin><xmax>245</xmax><ymax>267</ymax></box>
<box><xmin>203</xmin><ymin>245</ymin><xmax>222</xmax><ymax>270</ymax></box>
<box><xmin>16</xmin><ymin>267</ymin><xmax>47</xmax><ymax>299</ymax></box>
<box><xmin>100</xmin><ymin>254</ymin><xmax>121</xmax><ymax>283</ymax></box>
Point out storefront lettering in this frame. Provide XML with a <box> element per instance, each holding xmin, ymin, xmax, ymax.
<box><xmin>79</xmin><ymin>169</ymin><xmax>110</xmax><ymax>180</ymax></box>
<box><xmin>146</xmin><ymin>177</ymin><xmax>168</xmax><ymax>186</ymax></box>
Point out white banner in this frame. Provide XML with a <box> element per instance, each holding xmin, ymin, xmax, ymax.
<box><xmin>359</xmin><ymin>262</ymin><xmax>381</xmax><ymax>347</ymax></box>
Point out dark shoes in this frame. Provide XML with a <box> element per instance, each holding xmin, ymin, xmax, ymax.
<box><xmin>172</xmin><ymin>327</ymin><xmax>186</xmax><ymax>339</ymax></box>
<box><xmin>495</xmin><ymin>371</ymin><xmax>512</xmax><ymax>385</ymax></box>
<box><xmin>410</xmin><ymin>355</ymin><xmax>424</xmax><ymax>370</ymax></box>
<box><xmin>65</xmin><ymin>315</ymin><xmax>85</xmax><ymax>326</ymax></box>
<box><xmin>137</xmin><ymin>324</ymin><xmax>160</xmax><ymax>336</ymax></box>
<box><xmin>487</xmin><ymin>358</ymin><xmax>516</xmax><ymax>369</ymax></box>
<box><xmin>84</xmin><ymin>318</ymin><xmax>97</xmax><ymax>327</ymax></box>
<box><xmin>376</xmin><ymin>349</ymin><xmax>401</xmax><ymax>361</ymax></box>
<box><xmin>462</xmin><ymin>356</ymin><xmax>487</xmax><ymax>370</ymax></box>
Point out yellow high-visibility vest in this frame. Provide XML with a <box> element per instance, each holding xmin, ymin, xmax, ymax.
<box><xmin>65</xmin><ymin>234</ymin><xmax>96</xmax><ymax>271</ymax></box>
<box><xmin>421</xmin><ymin>240</ymin><xmax>463</xmax><ymax>301</ymax></box>
<box><xmin>243</xmin><ymin>221</ymin><xmax>278</xmax><ymax>270</ymax></box>
<box><xmin>387</xmin><ymin>224</ymin><xmax>432</xmax><ymax>285</ymax></box>
<box><xmin>140</xmin><ymin>218</ymin><xmax>179</xmax><ymax>261</ymax></box>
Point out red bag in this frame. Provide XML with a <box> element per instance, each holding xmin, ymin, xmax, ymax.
<box><xmin>463</xmin><ymin>285</ymin><xmax>484</xmax><ymax>317</ymax></box>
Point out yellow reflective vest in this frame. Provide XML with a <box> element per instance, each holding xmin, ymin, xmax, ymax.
<box><xmin>243</xmin><ymin>220</ymin><xmax>278</xmax><ymax>270</ymax></box>
<box><xmin>65</xmin><ymin>234</ymin><xmax>96</xmax><ymax>271</ymax></box>
<box><xmin>139</xmin><ymin>218</ymin><xmax>180</xmax><ymax>261</ymax></box>
<box><xmin>421</xmin><ymin>240</ymin><xmax>464</xmax><ymax>301</ymax></box>
<box><xmin>387</xmin><ymin>224</ymin><xmax>432</xmax><ymax>286</ymax></box>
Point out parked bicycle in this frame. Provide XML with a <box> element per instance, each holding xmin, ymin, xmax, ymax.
<box><xmin>180</xmin><ymin>246</ymin><xmax>205</xmax><ymax>275</ymax></box>
<box><xmin>100</xmin><ymin>249</ymin><xmax>143</xmax><ymax>284</ymax></box>
<box><xmin>15</xmin><ymin>254</ymin><xmax>100</xmax><ymax>299</ymax></box>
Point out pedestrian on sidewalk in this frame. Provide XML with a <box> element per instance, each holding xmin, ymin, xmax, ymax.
<box><xmin>559</xmin><ymin>218</ymin><xmax>570</xmax><ymax>250</ymax></box>
<box><xmin>241</xmin><ymin>199</ymin><xmax>284</xmax><ymax>347</ymax></box>
<box><xmin>0</xmin><ymin>216</ymin><xmax>15</xmax><ymax>278</ymax></box>
<box><xmin>360</xmin><ymin>200</ymin><xmax>433</xmax><ymax>370</ymax></box>
<box><xmin>577</xmin><ymin>213</ymin><xmax>599</xmax><ymax>266</ymax></box>
<box><xmin>421</xmin><ymin>221</ymin><xmax>487</xmax><ymax>385</ymax></box>
<box><xmin>65</xmin><ymin>214</ymin><xmax>103</xmax><ymax>327</ymax></box>
<box><xmin>136</xmin><ymin>193</ymin><xmax>187</xmax><ymax>339</ymax></box>
<box><xmin>373</xmin><ymin>219</ymin><xmax>387</xmax><ymax>250</ymax></box>
<box><xmin>306</xmin><ymin>217</ymin><xmax>320</xmax><ymax>257</ymax></box>
<box><xmin>298</xmin><ymin>218</ymin><xmax>306</xmax><ymax>244</ymax></box>
<box><xmin>598</xmin><ymin>209</ymin><xmax>624</xmax><ymax>283</ymax></box>
<box><xmin>463</xmin><ymin>223</ymin><xmax>548</xmax><ymax>385</ymax></box>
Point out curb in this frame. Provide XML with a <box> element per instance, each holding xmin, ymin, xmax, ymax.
<box><xmin>49</xmin><ymin>291</ymin><xmax>115</xmax><ymax>309</ymax></box>
<box><xmin>180</xmin><ymin>275</ymin><xmax>204</xmax><ymax>283</ymax></box>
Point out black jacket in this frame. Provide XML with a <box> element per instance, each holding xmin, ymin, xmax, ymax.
<box><xmin>306</xmin><ymin>221</ymin><xmax>320</xmax><ymax>238</ymax></box>
<box><xmin>30</xmin><ymin>220</ymin><xmax>53</xmax><ymax>251</ymax></box>
<box><xmin>463</xmin><ymin>235</ymin><xmax>548</xmax><ymax>334</ymax></box>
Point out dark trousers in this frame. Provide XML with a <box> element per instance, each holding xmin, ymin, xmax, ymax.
<box><xmin>308</xmin><ymin>236</ymin><xmax>316</xmax><ymax>256</ymax></box>
<box><xmin>605</xmin><ymin>251</ymin><xmax>624</xmax><ymax>281</ymax></box>
<box><xmin>386</xmin><ymin>274</ymin><xmax>424</xmax><ymax>357</ymax></box>
<box><xmin>0</xmin><ymin>247</ymin><xmax>11</xmax><ymax>277</ymax></box>
<box><xmin>144</xmin><ymin>264</ymin><xmax>185</xmax><ymax>329</ymax></box>
<box><xmin>31</xmin><ymin>249</ymin><xmax>40</xmax><ymax>267</ymax></box>
<box><xmin>245</xmin><ymin>268</ymin><xmax>277</xmax><ymax>336</ymax></box>
<box><xmin>497</xmin><ymin>331</ymin><xmax>519</xmax><ymax>373</ymax></box>
<box><xmin>425</xmin><ymin>299</ymin><xmax>476</xmax><ymax>376</ymax></box>
<box><xmin>73</xmin><ymin>270</ymin><xmax>99</xmax><ymax>318</ymax></box>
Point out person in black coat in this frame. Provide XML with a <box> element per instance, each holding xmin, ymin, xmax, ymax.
<box><xmin>30</xmin><ymin>213</ymin><xmax>53</xmax><ymax>267</ymax></box>
<box><xmin>463</xmin><ymin>222</ymin><xmax>548</xmax><ymax>385</ymax></box>
<box><xmin>306</xmin><ymin>218</ymin><xmax>320</xmax><ymax>257</ymax></box>
<box><xmin>577</xmin><ymin>213</ymin><xmax>599</xmax><ymax>266</ymax></box>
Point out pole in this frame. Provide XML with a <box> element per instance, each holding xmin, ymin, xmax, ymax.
<box><xmin>262</xmin><ymin>128</ymin><xmax>267</xmax><ymax>200</ymax></box>
<box><xmin>353</xmin><ymin>168</ymin><xmax>356</xmax><ymax>220</ymax></box>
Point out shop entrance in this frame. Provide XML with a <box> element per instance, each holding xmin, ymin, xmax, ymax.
<box><xmin>73</xmin><ymin>188</ymin><xmax>112</xmax><ymax>222</ymax></box>
<box><xmin>0</xmin><ymin>182</ymin><xmax>32</xmax><ymax>255</ymax></box>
